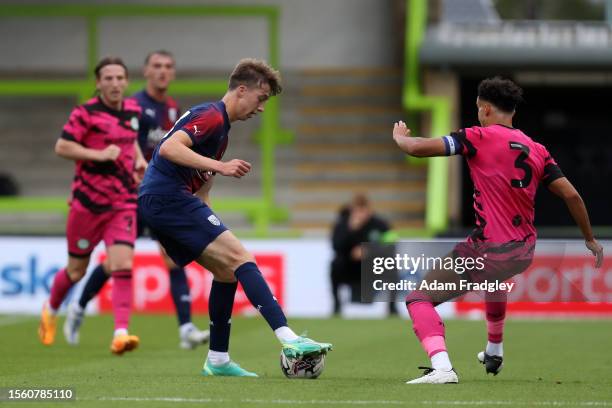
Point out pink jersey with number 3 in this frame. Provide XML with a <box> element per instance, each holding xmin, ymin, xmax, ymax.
<box><xmin>448</xmin><ymin>124</ymin><xmax>564</xmax><ymax>243</ymax></box>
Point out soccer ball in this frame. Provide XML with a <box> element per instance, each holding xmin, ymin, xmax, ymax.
<box><xmin>280</xmin><ymin>351</ymin><xmax>326</xmax><ymax>379</ymax></box>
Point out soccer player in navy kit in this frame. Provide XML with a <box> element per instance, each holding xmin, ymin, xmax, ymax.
<box><xmin>64</xmin><ymin>51</ymin><xmax>209</xmax><ymax>349</ymax></box>
<box><xmin>138</xmin><ymin>58</ymin><xmax>332</xmax><ymax>377</ymax></box>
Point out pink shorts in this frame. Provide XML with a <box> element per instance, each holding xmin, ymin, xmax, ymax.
<box><xmin>66</xmin><ymin>203</ymin><xmax>136</xmax><ymax>258</ymax></box>
<box><xmin>452</xmin><ymin>241</ymin><xmax>533</xmax><ymax>284</ymax></box>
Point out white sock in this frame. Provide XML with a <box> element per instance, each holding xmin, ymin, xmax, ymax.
<box><xmin>207</xmin><ymin>350</ymin><xmax>230</xmax><ymax>366</ymax></box>
<box><xmin>431</xmin><ymin>351</ymin><xmax>453</xmax><ymax>371</ymax></box>
<box><xmin>179</xmin><ymin>322</ymin><xmax>195</xmax><ymax>338</ymax></box>
<box><xmin>486</xmin><ymin>341</ymin><xmax>503</xmax><ymax>356</ymax></box>
<box><xmin>72</xmin><ymin>303</ymin><xmax>84</xmax><ymax>314</ymax></box>
<box><xmin>114</xmin><ymin>328</ymin><xmax>128</xmax><ymax>337</ymax></box>
<box><xmin>274</xmin><ymin>326</ymin><xmax>299</xmax><ymax>343</ymax></box>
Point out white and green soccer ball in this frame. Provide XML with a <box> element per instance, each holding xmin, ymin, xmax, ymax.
<box><xmin>280</xmin><ymin>351</ymin><xmax>326</xmax><ymax>379</ymax></box>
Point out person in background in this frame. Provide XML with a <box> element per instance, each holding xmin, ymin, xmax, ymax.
<box><xmin>330</xmin><ymin>193</ymin><xmax>393</xmax><ymax>316</ymax></box>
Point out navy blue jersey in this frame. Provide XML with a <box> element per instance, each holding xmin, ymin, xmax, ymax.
<box><xmin>129</xmin><ymin>90</ymin><xmax>180</xmax><ymax>161</ymax></box>
<box><xmin>139</xmin><ymin>101</ymin><xmax>230</xmax><ymax>196</ymax></box>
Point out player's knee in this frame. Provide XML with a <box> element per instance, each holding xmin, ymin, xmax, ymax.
<box><xmin>225</xmin><ymin>248</ymin><xmax>255</xmax><ymax>272</ymax></box>
<box><xmin>214</xmin><ymin>250</ymin><xmax>254</xmax><ymax>282</ymax></box>
<box><xmin>66</xmin><ymin>266</ymin><xmax>86</xmax><ymax>281</ymax></box>
<box><xmin>107</xmin><ymin>259</ymin><xmax>133</xmax><ymax>272</ymax></box>
<box><xmin>212</xmin><ymin>268</ymin><xmax>237</xmax><ymax>283</ymax></box>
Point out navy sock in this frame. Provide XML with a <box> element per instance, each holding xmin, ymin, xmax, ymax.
<box><xmin>208</xmin><ymin>280</ymin><xmax>237</xmax><ymax>352</ymax></box>
<box><xmin>78</xmin><ymin>264</ymin><xmax>110</xmax><ymax>309</ymax></box>
<box><xmin>234</xmin><ymin>262</ymin><xmax>287</xmax><ymax>331</ymax></box>
<box><xmin>169</xmin><ymin>267</ymin><xmax>192</xmax><ymax>326</ymax></box>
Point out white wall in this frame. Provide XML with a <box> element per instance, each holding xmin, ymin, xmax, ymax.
<box><xmin>2</xmin><ymin>237</ymin><xmax>611</xmax><ymax>319</ymax></box>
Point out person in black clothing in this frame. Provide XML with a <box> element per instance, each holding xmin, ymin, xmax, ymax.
<box><xmin>330</xmin><ymin>193</ymin><xmax>392</xmax><ymax>315</ymax></box>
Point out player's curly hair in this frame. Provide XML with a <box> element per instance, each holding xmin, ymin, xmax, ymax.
<box><xmin>94</xmin><ymin>56</ymin><xmax>128</xmax><ymax>79</ymax></box>
<box><xmin>229</xmin><ymin>58</ymin><xmax>282</xmax><ymax>96</ymax></box>
<box><xmin>477</xmin><ymin>77</ymin><xmax>523</xmax><ymax>113</ymax></box>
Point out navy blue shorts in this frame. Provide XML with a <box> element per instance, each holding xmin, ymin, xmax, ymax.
<box><xmin>138</xmin><ymin>194</ymin><xmax>228</xmax><ymax>267</ymax></box>
<box><xmin>136</xmin><ymin>212</ymin><xmax>157</xmax><ymax>240</ymax></box>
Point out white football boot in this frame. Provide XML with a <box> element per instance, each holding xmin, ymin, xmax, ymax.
<box><xmin>179</xmin><ymin>324</ymin><xmax>210</xmax><ymax>349</ymax></box>
<box><xmin>406</xmin><ymin>366</ymin><xmax>459</xmax><ymax>384</ymax></box>
<box><xmin>63</xmin><ymin>302</ymin><xmax>85</xmax><ymax>345</ymax></box>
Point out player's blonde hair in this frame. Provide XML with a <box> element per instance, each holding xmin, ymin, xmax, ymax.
<box><xmin>228</xmin><ymin>58</ymin><xmax>282</xmax><ymax>96</ymax></box>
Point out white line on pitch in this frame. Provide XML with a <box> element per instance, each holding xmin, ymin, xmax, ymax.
<box><xmin>84</xmin><ymin>397</ymin><xmax>612</xmax><ymax>406</ymax></box>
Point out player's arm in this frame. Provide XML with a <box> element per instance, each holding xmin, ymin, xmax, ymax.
<box><xmin>194</xmin><ymin>176</ymin><xmax>214</xmax><ymax>207</ymax></box>
<box><xmin>57</xmin><ymin>106</ymin><xmax>120</xmax><ymax>162</ymax></box>
<box><xmin>392</xmin><ymin>121</ymin><xmax>448</xmax><ymax>157</ymax></box>
<box><xmin>133</xmin><ymin>141</ymin><xmax>148</xmax><ymax>184</ymax></box>
<box><xmin>158</xmin><ymin>130</ymin><xmax>251</xmax><ymax>178</ymax></box>
<box><xmin>54</xmin><ymin>138</ymin><xmax>120</xmax><ymax>162</ymax></box>
<box><xmin>548</xmin><ymin>177</ymin><xmax>603</xmax><ymax>267</ymax></box>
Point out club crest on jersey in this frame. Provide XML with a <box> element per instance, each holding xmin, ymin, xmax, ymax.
<box><xmin>77</xmin><ymin>239</ymin><xmax>90</xmax><ymax>250</ymax></box>
<box><xmin>208</xmin><ymin>215</ymin><xmax>221</xmax><ymax>226</ymax></box>
<box><xmin>130</xmin><ymin>117</ymin><xmax>139</xmax><ymax>130</ymax></box>
<box><xmin>168</xmin><ymin>108</ymin><xmax>177</xmax><ymax>122</ymax></box>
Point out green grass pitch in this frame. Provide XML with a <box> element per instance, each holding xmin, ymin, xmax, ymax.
<box><xmin>1</xmin><ymin>315</ymin><xmax>611</xmax><ymax>407</ymax></box>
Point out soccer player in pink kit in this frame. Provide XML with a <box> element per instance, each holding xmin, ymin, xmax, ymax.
<box><xmin>64</xmin><ymin>50</ymin><xmax>210</xmax><ymax>350</ymax></box>
<box><xmin>38</xmin><ymin>57</ymin><xmax>147</xmax><ymax>355</ymax></box>
<box><xmin>392</xmin><ymin>77</ymin><xmax>604</xmax><ymax>384</ymax></box>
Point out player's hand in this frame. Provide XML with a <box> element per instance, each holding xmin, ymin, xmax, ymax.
<box><xmin>392</xmin><ymin>121</ymin><xmax>411</xmax><ymax>147</ymax></box>
<box><xmin>585</xmin><ymin>239</ymin><xmax>603</xmax><ymax>268</ymax></box>
<box><xmin>219</xmin><ymin>159</ymin><xmax>251</xmax><ymax>178</ymax></box>
<box><xmin>350</xmin><ymin>245</ymin><xmax>363</xmax><ymax>261</ymax></box>
<box><xmin>133</xmin><ymin>157</ymin><xmax>148</xmax><ymax>184</ymax></box>
<box><xmin>348</xmin><ymin>207</ymin><xmax>371</xmax><ymax>230</ymax></box>
<box><xmin>98</xmin><ymin>144</ymin><xmax>121</xmax><ymax>161</ymax></box>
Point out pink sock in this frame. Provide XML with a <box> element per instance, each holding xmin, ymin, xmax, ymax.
<box><xmin>112</xmin><ymin>269</ymin><xmax>132</xmax><ymax>331</ymax></box>
<box><xmin>49</xmin><ymin>268</ymin><xmax>75</xmax><ymax>311</ymax></box>
<box><xmin>485</xmin><ymin>291</ymin><xmax>507</xmax><ymax>343</ymax></box>
<box><xmin>407</xmin><ymin>300</ymin><xmax>447</xmax><ymax>357</ymax></box>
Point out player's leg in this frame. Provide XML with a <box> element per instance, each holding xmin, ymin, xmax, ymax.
<box><xmin>330</xmin><ymin>259</ymin><xmax>343</xmax><ymax>315</ymax></box>
<box><xmin>40</xmin><ymin>255</ymin><xmax>91</xmax><ymax>346</ymax></box>
<box><xmin>105</xmin><ymin>243</ymin><xmax>139</xmax><ymax>355</ymax></box>
<box><xmin>475</xmin><ymin>255</ymin><xmax>532</xmax><ymax>375</ymax></box>
<box><xmin>192</xmin><ymin>232</ymin><xmax>261</xmax><ymax>376</ymax></box>
<box><xmin>159</xmin><ymin>245</ymin><xmax>209</xmax><ymax>349</ymax></box>
<box><xmin>199</xmin><ymin>230</ymin><xmax>332</xmax><ymax>361</ymax></box>
<box><xmin>103</xmin><ymin>210</ymin><xmax>139</xmax><ymax>355</ymax></box>
<box><xmin>40</xmin><ymin>205</ymin><xmax>102</xmax><ymax>346</ymax></box>
<box><xmin>201</xmin><ymin>274</ymin><xmax>244</xmax><ymax>377</ymax></box>
<box><xmin>63</xmin><ymin>262</ymin><xmax>110</xmax><ymax>345</ymax></box>
<box><xmin>477</xmin><ymin>289</ymin><xmax>506</xmax><ymax>375</ymax></box>
<box><xmin>77</xmin><ymin>263</ymin><xmax>111</xmax><ymax>310</ymax></box>
<box><xmin>138</xmin><ymin>194</ymin><xmax>329</xmax><ymax>376</ymax></box>
<box><xmin>404</xmin><ymin>260</ymin><xmax>467</xmax><ymax>384</ymax></box>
